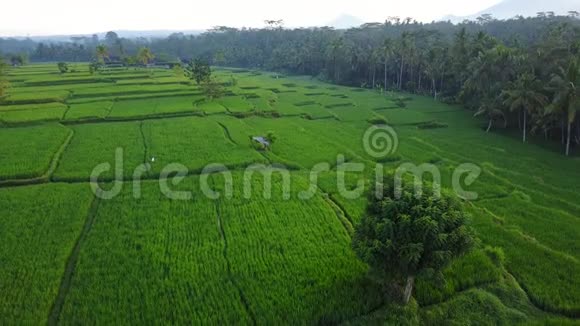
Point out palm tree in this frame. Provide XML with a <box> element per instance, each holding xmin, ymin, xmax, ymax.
<box><xmin>95</xmin><ymin>45</ymin><xmax>109</xmax><ymax>64</ymax></box>
<box><xmin>328</xmin><ymin>38</ymin><xmax>344</xmax><ymax>82</ymax></box>
<box><xmin>116</xmin><ymin>39</ymin><xmax>125</xmax><ymax>58</ymax></box>
<box><xmin>502</xmin><ymin>73</ymin><xmax>548</xmax><ymax>143</ymax></box>
<box><xmin>397</xmin><ymin>32</ymin><xmax>414</xmax><ymax>90</ymax></box>
<box><xmin>474</xmin><ymin>99</ymin><xmax>506</xmax><ymax>132</ymax></box>
<box><xmin>137</xmin><ymin>47</ymin><xmax>155</xmax><ymax>66</ymax></box>
<box><xmin>382</xmin><ymin>38</ymin><xmax>394</xmax><ymax>92</ymax></box>
<box><xmin>548</xmin><ymin>58</ymin><xmax>580</xmax><ymax>156</ymax></box>
<box><xmin>425</xmin><ymin>46</ymin><xmax>446</xmax><ymax>99</ymax></box>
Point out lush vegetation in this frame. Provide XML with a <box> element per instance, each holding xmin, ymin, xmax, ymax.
<box><xmin>2</xmin><ymin>15</ymin><xmax>580</xmax><ymax>155</ymax></box>
<box><xmin>353</xmin><ymin>177</ymin><xmax>475</xmax><ymax>304</ymax></box>
<box><xmin>0</xmin><ymin>183</ymin><xmax>94</xmax><ymax>323</ymax></box>
<box><xmin>0</xmin><ymin>57</ymin><xmax>8</xmax><ymax>97</ymax></box>
<box><xmin>0</xmin><ymin>57</ymin><xmax>578</xmax><ymax>324</ymax></box>
<box><xmin>59</xmin><ymin>178</ymin><xmax>253</xmax><ymax>324</ymax></box>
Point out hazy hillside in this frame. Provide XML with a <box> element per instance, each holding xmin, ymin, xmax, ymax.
<box><xmin>6</xmin><ymin>30</ymin><xmax>204</xmax><ymax>42</ymax></box>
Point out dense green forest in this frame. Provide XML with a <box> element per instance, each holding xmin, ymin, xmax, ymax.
<box><xmin>2</xmin><ymin>14</ymin><xmax>580</xmax><ymax>155</ymax></box>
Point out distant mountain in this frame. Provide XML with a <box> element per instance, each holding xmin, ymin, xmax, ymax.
<box><xmin>326</xmin><ymin>14</ymin><xmax>365</xmax><ymax>29</ymax></box>
<box><xmin>5</xmin><ymin>30</ymin><xmax>204</xmax><ymax>42</ymax></box>
<box><xmin>442</xmin><ymin>0</ymin><xmax>579</xmax><ymax>22</ymax></box>
<box><xmin>111</xmin><ymin>30</ymin><xmax>204</xmax><ymax>39</ymax></box>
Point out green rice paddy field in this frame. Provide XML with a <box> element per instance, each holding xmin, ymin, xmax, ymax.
<box><xmin>0</xmin><ymin>64</ymin><xmax>579</xmax><ymax>324</ymax></box>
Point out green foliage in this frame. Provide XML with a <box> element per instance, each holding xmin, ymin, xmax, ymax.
<box><xmin>200</xmin><ymin>77</ymin><xmax>225</xmax><ymax>100</ymax></box>
<box><xmin>502</xmin><ymin>73</ymin><xmax>548</xmax><ymax>142</ymax></box>
<box><xmin>95</xmin><ymin>44</ymin><xmax>109</xmax><ymax>64</ymax></box>
<box><xmin>368</xmin><ymin>116</ymin><xmax>388</xmax><ymax>125</ymax></box>
<box><xmin>88</xmin><ymin>61</ymin><xmax>101</xmax><ymax>75</ymax></box>
<box><xmin>416</xmin><ymin>121</ymin><xmax>448</xmax><ymax>129</ymax></box>
<box><xmin>352</xmin><ymin>175</ymin><xmax>475</xmax><ymax>304</ymax></box>
<box><xmin>57</xmin><ymin>62</ymin><xmax>69</xmax><ymax>73</ymax></box>
<box><xmin>548</xmin><ymin>57</ymin><xmax>580</xmax><ymax>155</ymax></box>
<box><xmin>186</xmin><ymin>58</ymin><xmax>211</xmax><ymax>85</ymax></box>
<box><xmin>265</xmin><ymin>131</ymin><xmax>277</xmax><ymax>144</ymax></box>
<box><xmin>483</xmin><ymin>246</ymin><xmax>506</xmax><ymax>267</ymax></box>
<box><xmin>122</xmin><ymin>55</ymin><xmax>137</xmax><ymax>67</ymax></box>
<box><xmin>414</xmin><ymin>249</ymin><xmax>502</xmax><ymax>305</ymax></box>
<box><xmin>172</xmin><ymin>63</ymin><xmax>184</xmax><ymax>77</ymax></box>
<box><xmin>9</xmin><ymin>53</ymin><xmax>27</xmax><ymax>66</ymax></box>
<box><xmin>421</xmin><ymin>289</ymin><xmax>528</xmax><ymax>325</ymax></box>
<box><xmin>394</xmin><ymin>97</ymin><xmax>410</xmax><ymax>108</ymax></box>
<box><xmin>343</xmin><ymin>299</ymin><xmax>420</xmax><ymax>326</ymax></box>
<box><xmin>137</xmin><ymin>47</ymin><xmax>155</xmax><ymax>65</ymax></box>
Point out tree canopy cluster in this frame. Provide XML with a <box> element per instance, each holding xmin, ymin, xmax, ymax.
<box><xmin>0</xmin><ymin>57</ymin><xmax>9</xmax><ymax>97</ymax></box>
<box><xmin>1</xmin><ymin>15</ymin><xmax>579</xmax><ymax>154</ymax></box>
<box><xmin>353</xmin><ymin>176</ymin><xmax>475</xmax><ymax>304</ymax></box>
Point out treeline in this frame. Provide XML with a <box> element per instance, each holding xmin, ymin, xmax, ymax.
<box><xmin>1</xmin><ymin>15</ymin><xmax>579</xmax><ymax>155</ymax></box>
<box><xmin>169</xmin><ymin>16</ymin><xmax>579</xmax><ymax>155</ymax></box>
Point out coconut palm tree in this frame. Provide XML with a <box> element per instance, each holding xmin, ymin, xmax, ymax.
<box><xmin>548</xmin><ymin>58</ymin><xmax>580</xmax><ymax>156</ymax></box>
<box><xmin>502</xmin><ymin>73</ymin><xmax>548</xmax><ymax>143</ymax></box>
<box><xmin>328</xmin><ymin>37</ymin><xmax>344</xmax><ymax>82</ymax></box>
<box><xmin>95</xmin><ymin>45</ymin><xmax>109</xmax><ymax>64</ymax></box>
<box><xmin>474</xmin><ymin>99</ymin><xmax>506</xmax><ymax>132</ymax></box>
<box><xmin>382</xmin><ymin>38</ymin><xmax>394</xmax><ymax>92</ymax></box>
<box><xmin>397</xmin><ymin>32</ymin><xmax>414</xmax><ymax>90</ymax></box>
<box><xmin>425</xmin><ymin>46</ymin><xmax>447</xmax><ymax>99</ymax></box>
<box><xmin>137</xmin><ymin>47</ymin><xmax>155</xmax><ymax>66</ymax></box>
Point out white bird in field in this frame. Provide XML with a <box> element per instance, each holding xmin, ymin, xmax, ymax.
<box><xmin>151</xmin><ymin>157</ymin><xmax>156</xmax><ymax>163</ymax></box>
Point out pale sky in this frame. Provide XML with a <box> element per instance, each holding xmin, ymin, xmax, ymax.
<box><xmin>0</xmin><ymin>0</ymin><xmax>504</xmax><ymax>37</ymax></box>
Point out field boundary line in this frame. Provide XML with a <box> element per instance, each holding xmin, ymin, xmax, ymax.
<box><xmin>61</xmin><ymin>104</ymin><xmax>72</xmax><ymax>120</ymax></box>
<box><xmin>139</xmin><ymin>121</ymin><xmax>149</xmax><ymax>165</ymax></box>
<box><xmin>217</xmin><ymin>122</ymin><xmax>237</xmax><ymax>145</ymax></box>
<box><xmin>469</xmin><ymin>202</ymin><xmax>579</xmax><ymax>263</ymax></box>
<box><xmin>469</xmin><ymin>202</ymin><xmax>580</xmax><ymax>318</ymax></box>
<box><xmin>322</xmin><ymin>192</ymin><xmax>354</xmax><ymax>236</ymax></box>
<box><xmin>504</xmin><ymin>269</ymin><xmax>580</xmax><ymax>319</ymax></box>
<box><xmin>286</xmin><ymin>119</ymin><xmax>368</xmax><ymax>164</ymax></box>
<box><xmin>48</xmin><ymin>195</ymin><xmax>101</xmax><ymax>325</ymax></box>
<box><xmin>407</xmin><ymin>136</ymin><xmax>580</xmax><ymax>214</ymax></box>
<box><xmin>0</xmin><ymin>128</ymin><xmax>74</xmax><ymax>187</ymax></box>
<box><xmin>213</xmin><ymin>193</ymin><xmax>257</xmax><ymax>325</ymax></box>
<box><xmin>0</xmin><ymin>103</ymin><xmax>68</xmax><ymax>113</ymax></box>
<box><xmin>48</xmin><ymin>128</ymin><xmax>74</xmax><ymax>181</ymax></box>
<box><xmin>0</xmin><ymin>161</ymin><xmax>271</xmax><ymax>189</ymax></box>
<box><xmin>60</xmin><ymin>110</ymin><xmax>206</xmax><ymax>125</ymax></box>
<box><xmin>105</xmin><ymin>100</ymin><xmax>115</xmax><ymax>118</ymax></box>
<box><xmin>0</xmin><ymin>110</ymin><xmax>341</xmax><ymax>129</ymax></box>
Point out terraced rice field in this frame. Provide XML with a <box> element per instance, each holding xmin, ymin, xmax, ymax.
<box><xmin>0</xmin><ymin>63</ymin><xmax>578</xmax><ymax>324</ymax></box>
